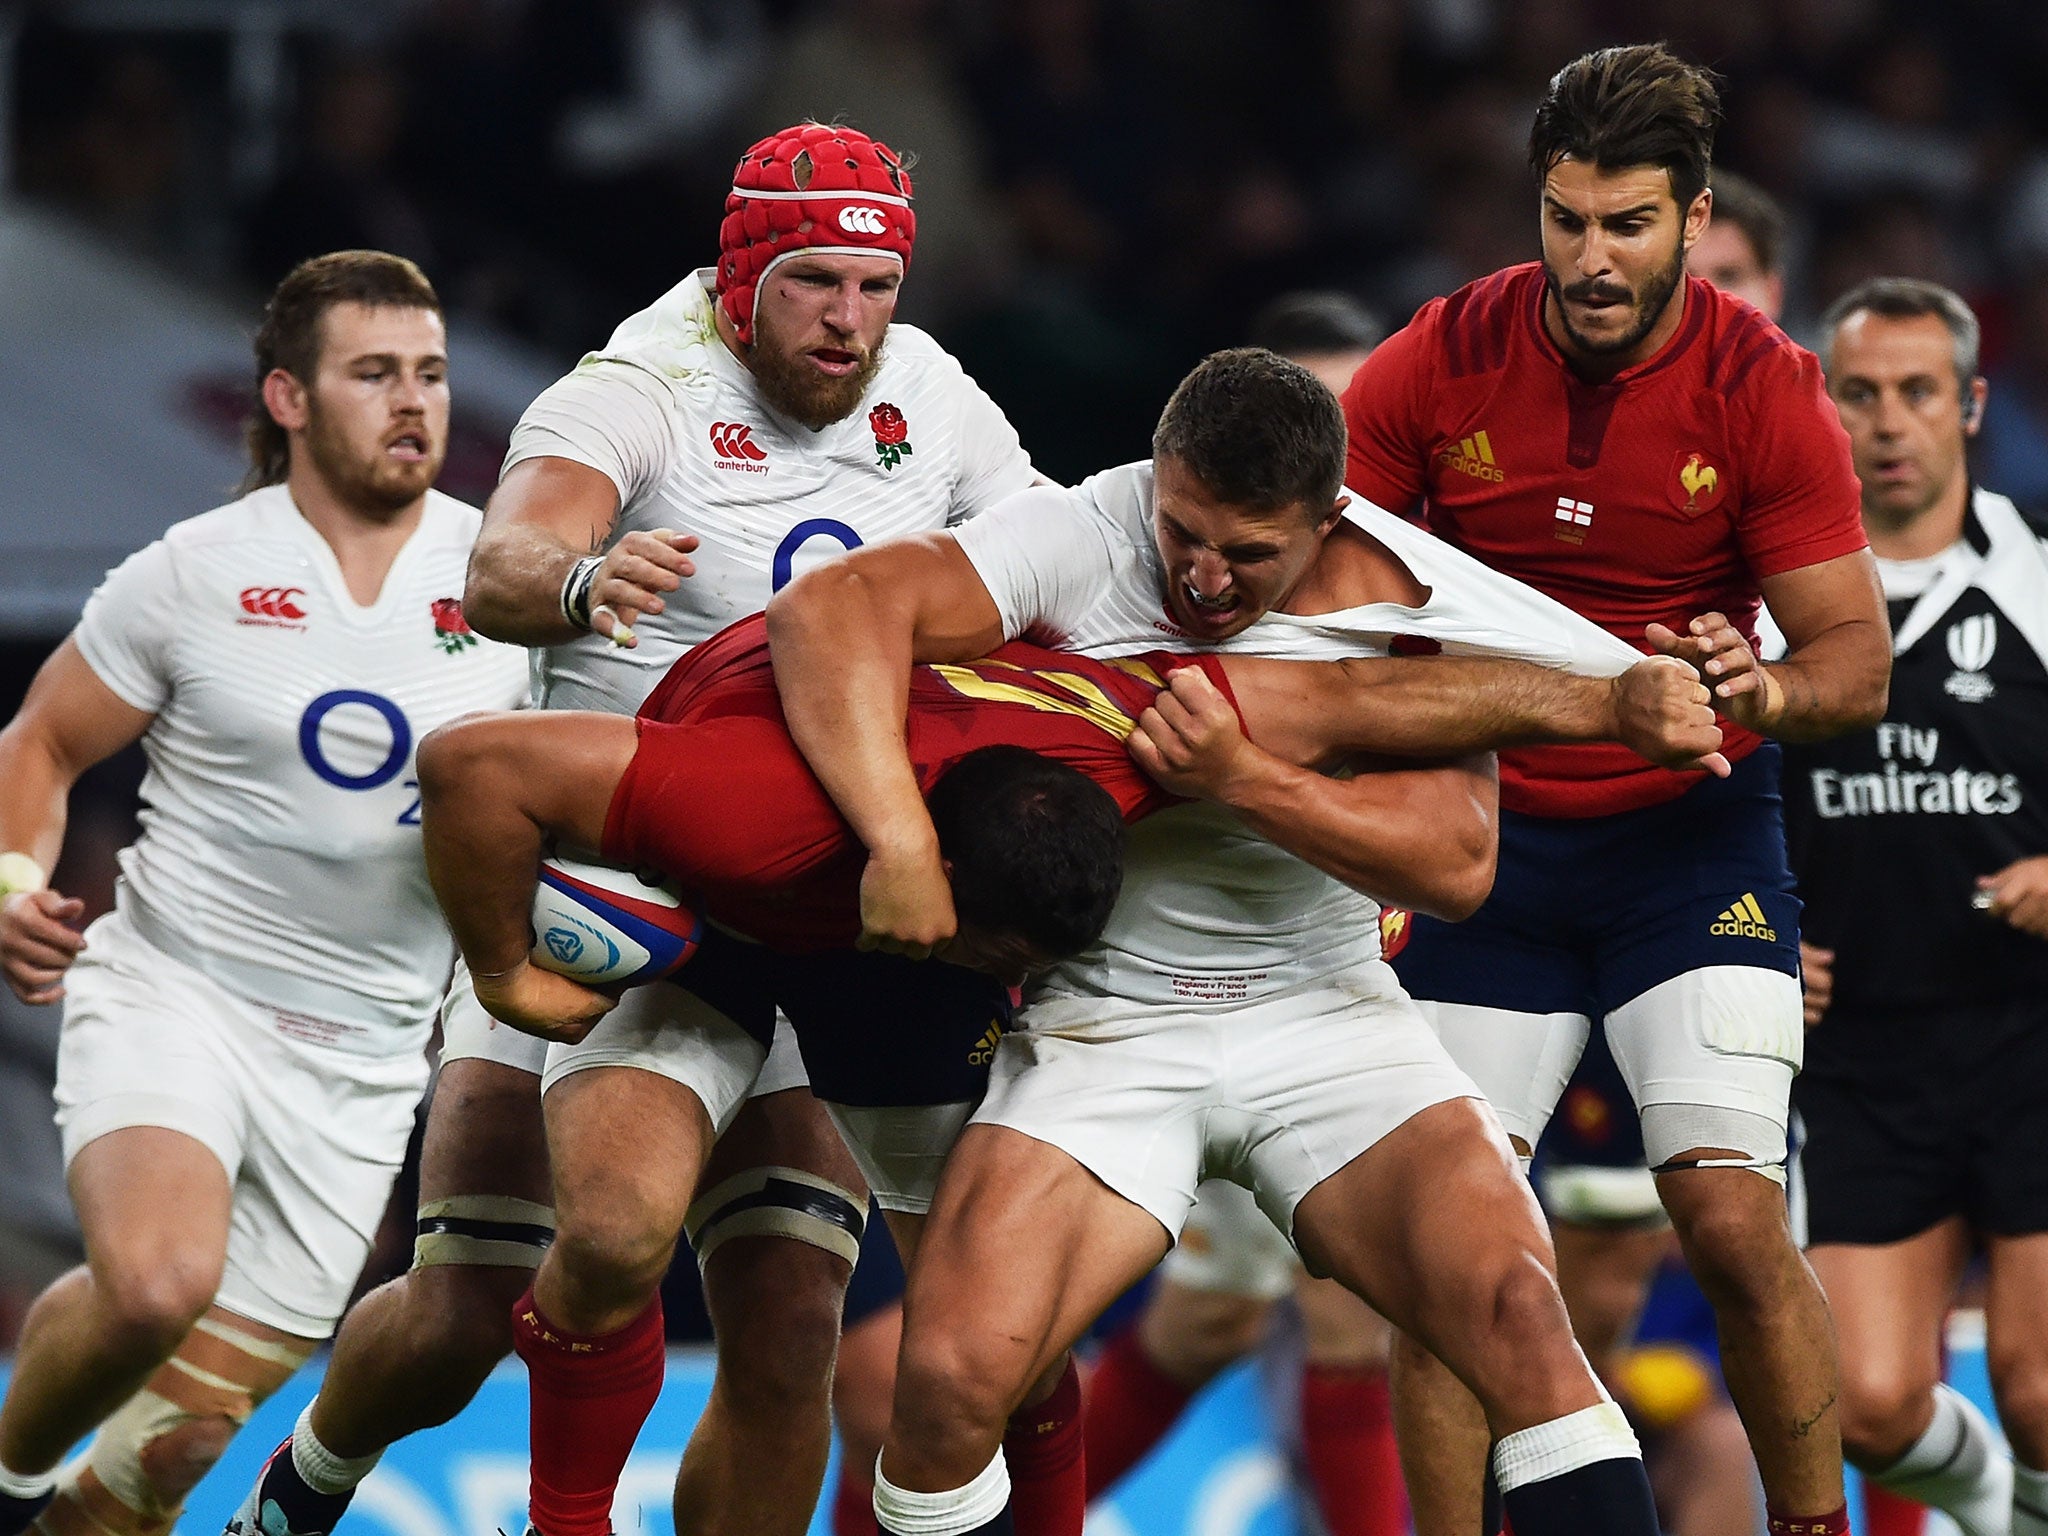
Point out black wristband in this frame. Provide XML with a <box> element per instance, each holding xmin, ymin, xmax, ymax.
<box><xmin>559</xmin><ymin>556</ymin><xmax>603</xmax><ymax>630</ymax></box>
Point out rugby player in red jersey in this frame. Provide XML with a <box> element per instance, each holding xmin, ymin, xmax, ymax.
<box><xmin>1340</xmin><ymin>43</ymin><xmax>1892</xmax><ymax>1536</ymax></box>
<box><xmin>418</xmin><ymin>610</ymin><xmax>1717</xmax><ymax>1037</ymax></box>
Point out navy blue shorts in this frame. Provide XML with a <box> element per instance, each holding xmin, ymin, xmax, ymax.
<box><xmin>1395</xmin><ymin>745</ymin><xmax>1801</xmax><ymax>1018</ymax></box>
<box><xmin>677</xmin><ymin>925</ymin><xmax>1009</xmax><ymax>1109</ymax></box>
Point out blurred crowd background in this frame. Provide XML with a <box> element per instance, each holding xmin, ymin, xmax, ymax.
<box><xmin>5</xmin><ymin>0</ymin><xmax>2048</xmax><ymax>1336</ymax></box>
<box><xmin>12</xmin><ymin>0</ymin><xmax>2048</xmax><ymax>493</ymax></box>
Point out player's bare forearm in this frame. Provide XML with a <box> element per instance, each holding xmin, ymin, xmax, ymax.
<box><xmin>1221</xmin><ymin>750</ymin><xmax>1499</xmax><ymax>920</ymax></box>
<box><xmin>1225</xmin><ymin>653</ymin><xmax>1726</xmax><ymax>774</ymax></box>
<box><xmin>417</xmin><ymin>712</ymin><xmax>635</xmax><ymax>977</ymax></box>
<box><xmin>768</xmin><ymin>536</ymin><xmax>1008</xmax><ymax>950</ymax></box>
<box><xmin>1747</xmin><ymin>548</ymin><xmax>1891</xmax><ymax>741</ymax></box>
<box><xmin>1761</xmin><ymin>618</ymin><xmax>1892</xmax><ymax>740</ymax></box>
<box><xmin>464</xmin><ymin>519</ymin><xmax>593</xmax><ymax>644</ymax></box>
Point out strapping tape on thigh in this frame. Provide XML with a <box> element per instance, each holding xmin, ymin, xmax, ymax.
<box><xmin>684</xmin><ymin>1165</ymin><xmax>865</xmax><ymax>1269</ymax></box>
<box><xmin>413</xmin><ymin>1195</ymin><xmax>557</xmax><ymax>1268</ymax></box>
<box><xmin>1649</xmin><ymin>1154</ymin><xmax>1787</xmax><ymax>1186</ymax></box>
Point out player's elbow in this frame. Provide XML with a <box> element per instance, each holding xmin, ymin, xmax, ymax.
<box><xmin>460</xmin><ymin>532</ymin><xmax>522</xmax><ymax>641</ymax></box>
<box><xmin>1419</xmin><ymin>833</ymin><xmax>1497</xmax><ymax>922</ymax></box>
<box><xmin>417</xmin><ymin>714</ymin><xmax>521</xmax><ymax>812</ymax></box>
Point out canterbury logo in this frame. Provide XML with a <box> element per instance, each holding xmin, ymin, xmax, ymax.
<box><xmin>239</xmin><ymin>586</ymin><xmax>306</xmax><ymax>620</ymax></box>
<box><xmin>1709</xmin><ymin>893</ymin><xmax>1777</xmax><ymax>941</ymax></box>
<box><xmin>837</xmin><ymin>206</ymin><xmax>887</xmax><ymax>235</ymax></box>
<box><xmin>967</xmin><ymin>1022</ymin><xmax>1004</xmax><ymax>1066</ymax></box>
<box><xmin>1437</xmin><ymin>429</ymin><xmax>1504</xmax><ymax>482</ymax></box>
<box><xmin>708</xmin><ymin>422</ymin><xmax>768</xmax><ymax>462</ymax></box>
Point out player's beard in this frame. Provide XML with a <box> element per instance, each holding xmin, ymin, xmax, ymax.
<box><xmin>1545</xmin><ymin>240</ymin><xmax>1687</xmax><ymax>358</ymax></box>
<box><xmin>748</xmin><ymin>314</ymin><xmax>884</xmax><ymax>431</ymax></box>
<box><xmin>304</xmin><ymin>404</ymin><xmax>443</xmax><ymax>516</ymax></box>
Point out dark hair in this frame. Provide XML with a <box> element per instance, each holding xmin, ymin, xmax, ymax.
<box><xmin>1707</xmin><ymin>170</ymin><xmax>1786</xmax><ymax>276</ymax></box>
<box><xmin>1817</xmin><ymin>277</ymin><xmax>1981</xmax><ymax>386</ymax></box>
<box><xmin>242</xmin><ymin>250</ymin><xmax>442</xmax><ymax>494</ymax></box>
<box><xmin>1247</xmin><ymin>291</ymin><xmax>1385</xmax><ymax>359</ymax></box>
<box><xmin>1152</xmin><ymin>347</ymin><xmax>1347</xmax><ymax>514</ymax></box>
<box><xmin>1529</xmin><ymin>44</ymin><xmax>1722</xmax><ymax>210</ymax></box>
<box><xmin>927</xmin><ymin>745</ymin><xmax>1125</xmax><ymax>961</ymax></box>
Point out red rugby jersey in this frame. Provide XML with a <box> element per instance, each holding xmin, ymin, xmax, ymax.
<box><xmin>1342</xmin><ymin>263</ymin><xmax>1867</xmax><ymax>818</ymax></box>
<box><xmin>602</xmin><ymin>614</ymin><xmax>1231</xmax><ymax>948</ymax></box>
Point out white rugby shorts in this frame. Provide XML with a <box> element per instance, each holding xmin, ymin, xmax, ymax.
<box><xmin>1417</xmin><ymin>965</ymin><xmax>1803</xmax><ymax>1165</ymax></box>
<box><xmin>972</xmin><ymin>962</ymin><xmax>1480</xmax><ymax>1246</ymax></box>
<box><xmin>540</xmin><ymin>977</ymin><xmax>769</xmax><ymax>1137</ymax></box>
<box><xmin>56</xmin><ymin>909</ymin><xmax>429</xmax><ymax>1337</ymax></box>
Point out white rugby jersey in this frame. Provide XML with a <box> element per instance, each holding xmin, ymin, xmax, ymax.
<box><xmin>954</xmin><ymin>461</ymin><xmax>1642</xmax><ymax>1006</ymax></box>
<box><xmin>74</xmin><ymin>486</ymin><xmax>530</xmax><ymax>1051</ymax></box>
<box><xmin>505</xmin><ymin>269</ymin><xmax>1036</xmax><ymax>713</ymax></box>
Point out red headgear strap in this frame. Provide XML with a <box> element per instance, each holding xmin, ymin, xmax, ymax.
<box><xmin>717</xmin><ymin>123</ymin><xmax>915</xmax><ymax>345</ymax></box>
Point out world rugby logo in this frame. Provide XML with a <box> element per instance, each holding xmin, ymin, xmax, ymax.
<box><xmin>1944</xmin><ymin>613</ymin><xmax>1997</xmax><ymax>703</ymax></box>
<box><xmin>838</xmin><ymin>206</ymin><xmax>886</xmax><ymax>235</ymax></box>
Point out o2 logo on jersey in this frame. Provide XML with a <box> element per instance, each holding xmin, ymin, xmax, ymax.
<box><xmin>771</xmin><ymin>519</ymin><xmax>864</xmax><ymax>592</ymax></box>
<box><xmin>298</xmin><ymin>689</ymin><xmax>420</xmax><ymax>823</ymax></box>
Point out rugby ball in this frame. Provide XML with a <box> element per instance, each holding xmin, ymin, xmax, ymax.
<box><xmin>530</xmin><ymin>855</ymin><xmax>704</xmax><ymax>987</ymax></box>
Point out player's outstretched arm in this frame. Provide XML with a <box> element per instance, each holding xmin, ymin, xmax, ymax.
<box><xmin>1129</xmin><ymin>667</ymin><xmax>1498</xmax><ymax>919</ymax></box>
<box><xmin>0</xmin><ymin>638</ymin><xmax>154</xmax><ymax>1004</ymax></box>
<box><xmin>415</xmin><ymin>711</ymin><xmax>637</xmax><ymax>1041</ymax></box>
<box><xmin>766</xmin><ymin>532</ymin><xmax>1006</xmax><ymax>957</ymax></box>
<box><xmin>1220</xmin><ymin>652</ymin><xmax>1729</xmax><ymax>774</ymax></box>
<box><xmin>465</xmin><ymin>456</ymin><xmax>699</xmax><ymax>648</ymax></box>
<box><xmin>1648</xmin><ymin>550</ymin><xmax>1890</xmax><ymax>742</ymax></box>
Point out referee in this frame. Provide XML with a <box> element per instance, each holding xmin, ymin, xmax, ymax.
<box><xmin>1791</xmin><ymin>277</ymin><xmax>2048</xmax><ymax>1536</ymax></box>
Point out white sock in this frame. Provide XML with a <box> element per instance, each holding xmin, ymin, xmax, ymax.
<box><xmin>1493</xmin><ymin>1400</ymin><xmax>1643</xmax><ymax>1491</ymax></box>
<box><xmin>1871</xmin><ymin>1384</ymin><xmax>2011</xmax><ymax>1536</ymax></box>
<box><xmin>2013</xmin><ymin>1459</ymin><xmax>2048</xmax><ymax>1536</ymax></box>
<box><xmin>0</xmin><ymin>1455</ymin><xmax>54</xmax><ymax>1501</ymax></box>
<box><xmin>289</xmin><ymin>1401</ymin><xmax>383</xmax><ymax>1496</ymax></box>
<box><xmin>873</xmin><ymin>1451</ymin><xmax>1010</xmax><ymax>1536</ymax></box>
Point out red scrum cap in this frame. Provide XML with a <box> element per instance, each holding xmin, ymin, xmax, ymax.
<box><xmin>717</xmin><ymin>123</ymin><xmax>915</xmax><ymax>345</ymax></box>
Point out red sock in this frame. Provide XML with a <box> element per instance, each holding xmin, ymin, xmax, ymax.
<box><xmin>1082</xmin><ymin>1326</ymin><xmax>1195</xmax><ymax>1496</ymax></box>
<box><xmin>1768</xmin><ymin>1506</ymin><xmax>1851</xmax><ymax>1536</ymax></box>
<box><xmin>832</xmin><ymin>1461</ymin><xmax>879</xmax><ymax>1536</ymax></box>
<box><xmin>1006</xmin><ymin>1356</ymin><xmax>1086</xmax><ymax>1536</ymax></box>
<box><xmin>1860</xmin><ymin>1480</ymin><xmax>1925</xmax><ymax>1536</ymax></box>
<box><xmin>1300</xmin><ymin>1363</ymin><xmax>1408</xmax><ymax>1536</ymax></box>
<box><xmin>512</xmin><ymin>1287</ymin><xmax>666</xmax><ymax>1536</ymax></box>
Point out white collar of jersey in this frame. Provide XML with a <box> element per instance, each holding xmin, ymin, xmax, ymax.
<box><xmin>1888</xmin><ymin>487</ymin><xmax>2048</xmax><ymax>664</ymax></box>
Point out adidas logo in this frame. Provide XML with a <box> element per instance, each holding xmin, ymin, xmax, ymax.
<box><xmin>1437</xmin><ymin>429</ymin><xmax>1505</xmax><ymax>482</ymax></box>
<box><xmin>967</xmin><ymin>1021</ymin><xmax>1005</xmax><ymax>1066</ymax></box>
<box><xmin>1709</xmin><ymin>893</ymin><xmax>1777</xmax><ymax>941</ymax></box>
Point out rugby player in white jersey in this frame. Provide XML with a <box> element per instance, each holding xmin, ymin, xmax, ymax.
<box><xmin>0</xmin><ymin>251</ymin><xmax>529</xmax><ymax>1536</ymax></box>
<box><xmin>766</xmin><ymin>348</ymin><xmax>1736</xmax><ymax>1536</ymax></box>
<box><xmin>230</xmin><ymin>123</ymin><xmax>1049</xmax><ymax>1536</ymax></box>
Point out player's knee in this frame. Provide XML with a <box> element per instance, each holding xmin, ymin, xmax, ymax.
<box><xmin>549</xmin><ymin>1205</ymin><xmax>676</xmax><ymax>1302</ymax></box>
<box><xmin>1668</xmin><ymin>1194</ymin><xmax>1788</xmax><ymax>1309</ymax></box>
<box><xmin>399</xmin><ymin>1264</ymin><xmax>528</xmax><ymax>1376</ymax></box>
<box><xmin>1836</xmin><ymin>1363</ymin><xmax>1936</xmax><ymax>1466</ymax></box>
<box><xmin>95</xmin><ymin>1252</ymin><xmax>221</xmax><ymax>1356</ymax></box>
<box><xmin>706</xmin><ymin>1243</ymin><xmax>849</xmax><ymax>1413</ymax></box>
<box><xmin>1987</xmin><ymin>1346</ymin><xmax>2048</xmax><ymax>1460</ymax></box>
<box><xmin>893</xmin><ymin>1321</ymin><xmax>1031</xmax><ymax>1448</ymax></box>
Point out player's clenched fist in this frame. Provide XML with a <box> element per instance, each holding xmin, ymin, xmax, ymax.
<box><xmin>1645</xmin><ymin>611</ymin><xmax>1786</xmax><ymax>733</ymax></box>
<box><xmin>471</xmin><ymin>959</ymin><xmax>618</xmax><ymax>1044</ymax></box>
<box><xmin>1611</xmin><ymin>655</ymin><xmax>1730</xmax><ymax>776</ymax></box>
<box><xmin>856</xmin><ymin>841</ymin><xmax>958</xmax><ymax>960</ymax></box>
<box><xmin>0</xmin><ymin>881</ymin><xmax>87</xmax><ymax>1006</ymax></box>
<box><xmin>588</xmin><ymin>528</ymin><xmax>700</xmax><ymax>648</ymax></box>
<box><xmin>1128</xmin><ymin>666</ymin><xmax>1259</xmax><ymax>802</ymax></box>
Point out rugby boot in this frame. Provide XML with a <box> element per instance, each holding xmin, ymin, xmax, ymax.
<box><xmin>225</xmin><ymin>1437</ymin><xmax>356</xmax><ymax>1536</ymax></box>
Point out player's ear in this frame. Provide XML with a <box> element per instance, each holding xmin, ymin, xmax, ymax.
<box><xmin>261</xmin><ymin>367</ymin><xmax>311</xmax><ymax>434</ymax></box>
